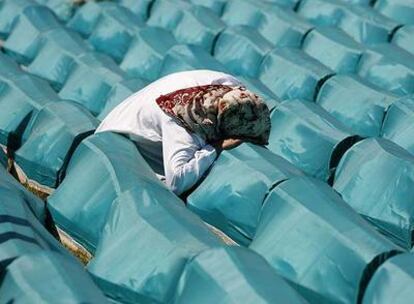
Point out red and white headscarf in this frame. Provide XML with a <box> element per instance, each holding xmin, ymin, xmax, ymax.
<box><xmin>156</xmin><ymin>85</ymin><xmax>271</xmax><ymax>145</ymax></box>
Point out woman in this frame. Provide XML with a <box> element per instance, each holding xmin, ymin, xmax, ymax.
<box><xmin>96</xmin><ymin>70</ymin><xmax>271</xmax><ymax>195</ymax></box>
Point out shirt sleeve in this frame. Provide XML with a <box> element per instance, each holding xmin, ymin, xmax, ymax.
<box><xmin>161</xmin><ymin>118</ymin><xmax>217</xmax><ymax>195</ymax></box>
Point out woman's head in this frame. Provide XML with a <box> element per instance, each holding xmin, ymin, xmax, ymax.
<box><xmin>156</xmin><ymin>84</ymin><xmax>271</xmax><ymax>145</ymax></box>
<box><xmin>216</xmin><ymin>87</ymin><xmax>270</xmax><ymax>145</ymax></box>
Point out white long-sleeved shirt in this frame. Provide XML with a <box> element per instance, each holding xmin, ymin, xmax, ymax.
<box><xmin>96</xmin><ymin>70</ymin><xmax>242</xmax><ymax>195</ymax></box>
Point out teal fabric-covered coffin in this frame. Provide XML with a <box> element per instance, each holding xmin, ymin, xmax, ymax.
<box><xmin>0</xmin><ymin>160</ymin><xmax>45</xmax><ymax>222</ymax></box>
<box><xmin>67</xmin><ymin>1</ymin><xmax>144</xmax><ymax>39</ymax></box>
<box><xmin>337</xmin><ymin>4</ymin><xmax>398</xmax><ymax>45</ymax></box>
<box><xmin>0</xmin><ymin>56</ymin><xmax>60</xmax><ymax>149</ymax></box>
<box><xmin>87</xmin><ymin>184</ymin><xmax>222</xmax><ymax>304</ymax></box>
<box><xmin>58</xmin><ymin>52</ymin><xmax>128</xmax><ymax>116</ymax></box>
<box><xmin>214</xmin><ymin>26</ymin><xmax>273</xmax><ymax>78</ymax></box>
<box><xmin>333</xmin><ymin>138</ymin><xmax>414</xmax><ymax>249</ymax></box>
<box><xmin>302</xmin><ymin>27</ymin><xmax>364</xmax><ymax>73</ymax></box>
<box><xmin>14</xmin><ymin>101</ymin><xmax>99</xmax><ymax>188</ymax></box>
<box><xmin>357</xmin><ymin>44</ymin><xmax>414</xmax><ymax>96</ymax></box>
<box><xmin>159</xmin><ymin>44</ymin><xmax>228</xmax><ymax>77</ymax></box>
<box><xmin>222</xmin><ymin>0</ymin><xmax>311</xmax><ymax>47</ymax></box>
<box><xmin>67</xmin><ymin>1</ymin><xmax>109</xmax><ymax>38</ymax></box>
<box><xmin>115</xmin><ymin>0</ymin><xmax>153</xmax><ymax>20</ymax></box>
<box><xmin>120</xmin><ymin>27</ymin><xmax>176</xmax><ymax>81</ymax></box>
<box><xmin>0</xmin><ymin>251</ymin><xmax>108</xmax><ymax>303</ymax></box>
<box><xmin>267</xmin><ymin>100</ymin><xmax>357</xmax><ymax>181</ymax></box>
<box><xmin>250</xmin><ymin>176</ymin><xmax>401</xmax><ymax>304</ymax></box>
<box><xmin>187</xmin><ymin>0</ymin><xmax>226</xmax><ymax>15</ymax></box>
<box><xmin>148</xmin><ymin>0</ymin><xmax>225</xmax><ymax>52</ymax></box>
<box><xmin>35</xmin><ymin>0</ymin><xmax>79</xmax><ymax>22</ymax></box>
<box><xmin>259</xmin><ymin>48</ymin><xmax>333</xmax><ymax>101</ymax></box>
<box><xmin>298</xmin><ymin>0</ymin><xmax>399</xmax><ymax>45</ymax></box>
<box><xmin>48</xmin><ymin>132</ymin><xmax>163</xmax><ymax>252</ymax></box>
<box><xmin>374</xmin><ymin>0</ymin><xmax>414</xmax><ymax>25</ymax></box>
<box><xmin>0</xmin><ymin>167</ymin><xmax>70</xmax><ymax>268</ymax></box>
<box><xmin>98</xmin><ymin>78</ymin><xmax>147</xmax><ymax>121</ymax></box>
<box><xmin>0</xmin><ymin>0</ymin><xmax>37</xmax><ymax>39</ymax></box>
<box><xmin>335</xmin><ymin>0</ymin><xmax>371</xmax><ymax>5</ymax></box>
<box><xmin>26</xmin><ymin>28</ymin><xmax>90</xmax><ymax>91</ymax></box>
<box><xmin>392</xmin><ymin>25</ymin><xmax>414</xmax><ymax>56</ymax></box>
<box><xmin>381</xmin><ymin>96</ymin><xmax>414</xmax><ymax>154</ymax></box>
<box><xmin>173</xmin><ymin>246</ymin><xmax>308</xmax><ymax>304</ymax></box>
<box><xmin>187</xmin><ymin>143</ymin><xmax>304</xmax><ymax>245</ymax></box>
<box><xmin>87</xmin><ymin>4</ymin><xmax>144</xmax><ymax>63</ymax></box>
<box><xmin>316</xmin><ymin>74</ymin><xmax>397</xmax><ymax>137</ymax></box>
<box><xmin>0</xmin><ymin>51</ymin><xmax>21</xmax><ymax>77</ymax></box>
<box><xmin>259</xmin><ymin>0</ymin><xmax>301</xmax><ymax>10</ymax></box>
<box><xmin>297</xmin><ymin>0</ymin><xmax>345</xmax><ymax>26</ymax></box>
<box><xmin>362</xmin><ymin>253</ymin><xmax>414</xmax><ymax>304</ymax></box>
<box><xmin>3</xmin><ymin>5</ymin><xmax>61</xmax><ymax>65</ymax></box>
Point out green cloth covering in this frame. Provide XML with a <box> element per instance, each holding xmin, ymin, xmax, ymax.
<box><xmin>188</xmin><ymin>143</ymin><xmax>303</xmax><ymax>245</ymax></box>
<box><xmin>88</xmin><ymin>183</ymin><xmax>222</xmax><ymax>303</ymax></box>
<box><xmin>174</xmin><ymin>246</ymin><xmax>308</xmax><ymax>304</ymax></box>
<box><xmin>334</xmin><ymin>138</ymin><xmax>414</xmax><ymax>249</ymax></box>
<box><xmin>250</xmin><ymin>176</ymin><xmax>401</xmax><ymax>304</ymax></box>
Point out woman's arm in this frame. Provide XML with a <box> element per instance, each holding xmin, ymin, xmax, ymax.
<box><xmin>162</xmin><ymin>119</ymin><xmax>218</xmax><ymax>195</ymax></box>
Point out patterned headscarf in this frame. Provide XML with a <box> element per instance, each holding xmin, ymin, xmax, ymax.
<box><xmin>156</xmin><ymin>85</ymin><xmax>271</xmax><ymax>145</ymax></box>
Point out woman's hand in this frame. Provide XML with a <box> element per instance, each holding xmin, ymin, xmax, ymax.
<box><xmin>212</xmin><ymin>139</ymin><xmax>242</xmax><ymax>153</ymax></box>
<box><xmin>222</xmin><ymin>138</ymin><xmax>242</xmax><ymax>150</ymax></box>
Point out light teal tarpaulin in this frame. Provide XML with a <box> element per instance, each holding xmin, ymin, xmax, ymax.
<box><xmin>392</xmin><ymin>25</ymin><xmax>414</xmax><ymax>56</ymax></box>
<box><xmin>267</xmin><ymin>99</ymin><xmax>358</xmax><ymax>181</ymax></box>
<box><xmin>187</xmin><ymin>143</ymin><xmax>304</xmax><ymax>245</ymax></box>
<box><xmin>187</xmin><ymin>0</ymin><xmax>226</xmax><ymax>15</ymax></box>
<box><xmin>221</xmin><ymin>0</ymin><xmax>311</xmax><ymax>47</ymax></box>
<box><xmin>173</xmin><ymin>246</ymin><xmax>308</xmax><ymax>304</ymax></box>
<box><xmin>58</xmin><ymin>52</ymin><xmax>129</xmax><ymax>116</ymax></box>
<box><xmin>148</xmin><ymin>0</ymin><xmax>225</xmax><ymax>53</ymax></box>
<box><xmin>316</xmin><ymin>74</ymin><xmax>397</xmax><ymax>137</ymax></box>
<box><xmin>0</xmin><ymin>46</ymin><xmax>22</xmax><ymax>78</ymax></box>
<box><xmin>0</xmin><ymin>53</ymin><xmax>60</xmax><ymax>150</ymax></box>
<box><xmin>336</xmin><ymin>4</ymin><xmax>398</xmax><ymax>45</ymax></box>
<box><xmin>334</xmin><ymin>138</ymin><xmax>414</xmax><ymax>249</ymax></box>
<box><xmin>26</xmin><ymin>28</ymin><xmax>90</xmax><ymax>91</ymax></box>
<box><xmin>115</xmin><ymin>0</ymin><xmax>152</xmax><ymax>20</ymax></box>
<box><xmin>159</xmin><ymin>44</ymin><xmax>228</xmax><ymax>77</ymax></box>
<box><xmin>214</xmin><ymin>25</ymin><xmax>273</xmax><ymax>78</ymax></box>
<box><xmin>35</xmin><ymin>0</ymin><xmax>79</xmax><ymax>22</ymax></box>
<box><xmin>67</xmin><ymin>1</ymin><xmax>145</xmax><ymax>43</ymax></box>
<box><xmin>88</xmin><ymin>183</ymin><xmax>222</xmax><ymax>304</ymax></box>
<box><xmin>3</xmin><ymin>5</ymin><xmax>61</xmax><ymax>65</ymax></box>
<box><xmin>250</xmin><ymin>176</ymin><xmax>401</xmax><ymax>304</ymax></box>
<box><xmin>14</xmin><ymin>101</ymin><xmax>98</xmax><ymax>188</ymax></box>
<box><xmin>0</xmin><ymin>160</ymin><xmax>45</xmax><ymax>222</ymax></box>
<box><xmin>258</xmin><ymin>48</ymin><xmax>333</xmax><ymax>101</ymax></box>
<box><xmin>362</xmin><ymin>253</ymin><xmax>414</xmax><ymax>304</ymax></box>
<box><xmin>297</xmin><ymin>0</ymin><xmax>399</xmax><ymax>45</ymax></box>
<box><xmin>0</xmin><ymin>165</ymin><xmax>72</xmax><ymax>268</ymax></box>
<box><xmin>302</xmin><ymin>27</ymin><xmax>364</xmax><ymax>73</ymax></box>
<box><xmin>381</xmin><ymin>95</ymin><xmax>414</xmax><ymax>155</ymax></box>
<box><xmin>0</xmin><ymin>0</ymin><xmax>38</xmax><ymax>39</ymax></box>
<box><xmin>87</xmin><ymin>3</ymin><xmax>144</xmax><ymax>63</ymax></box>
<box><xmin>120</xmin><ymin>27</ymin><xmax>176</xmax><ymax>81</ymax></box>
<box><xmin>48</xmin><ymin>132</ymin><xmax>164</xmax><ymax>253</ymax></box>
<box><xmin>0</xmin><ymin>251</ymin><xmax>109</xmax><ymax>303</ymax></box>
<box><xmin>374</xmin><ymin>0</ymin><xmax>414</xmax><ymax>24</ymax></box>
<box><xmin>357</xmin><ymin>44</ymin><xmax>414</xmax><ymax>96</ymax></box>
